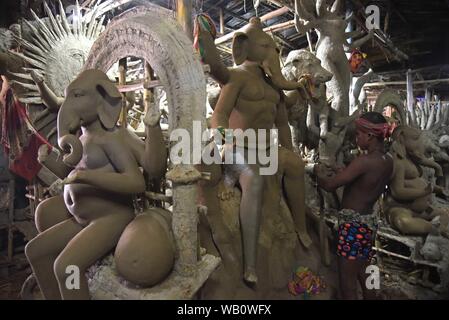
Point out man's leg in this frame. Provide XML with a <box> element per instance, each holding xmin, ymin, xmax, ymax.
<box><xmin>34</xmin><ymin>196</ymin><xmax>71</xmax><ymax>233</ymax></box>
<box><xmin>358</xmin><ymin>261</ymin><xmax>380</xmax><ymax>300</ymax></box>
<box><xmin>279</xmin><ymin>147</ymin><xmax>312</xmax><ymax>248</ymax></box>
<box><xmin>338</xmin><ymin>256</ymin><xmax>361</xmax><ymax>300</ymax></box>
<box><xmin>390</xmin><ymin>208</ymin><xmax>433</xmax><ymax>235</ymax></box>
<box><xmin>25</xmin><ymin>218</ymin><xmax>83</xmax><ymax>300</ymax></box>
<box><xmin>54</xmin><ymin>211</ymin><xmax>134</xmax><ymax>299</ymax></box>
<box><xmin>237</xmin><ymin>163</ymin><xmax>263</xmax><ymax>285</ymax></box>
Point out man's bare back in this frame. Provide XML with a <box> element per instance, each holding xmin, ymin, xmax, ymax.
<box><xmin>342</xmin><ymin>151</ymin><xmax>393</xmax><ymax>215</ymax></box>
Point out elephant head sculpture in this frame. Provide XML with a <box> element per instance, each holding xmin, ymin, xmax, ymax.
<box><xmin>231</xmin><ymin>18</ymin><xmax>300</xmax><ymax>90</ymax></box>
<box><xmin>385</xmin><ymin>125</ymin><xmax>449</xmax><ymax>237</ymax></box>
<box><xmin>199</xmin><ymin>17</ymin><xmax>301</xmax><ymax>91</ymax></box>
<box><xmin>57</xmin><ymin>69</ymin><xmax>122</xmax><ymax>167</ymax></box>
<box><xmin>282</xmin><ymin>49</ymin><xmax>333</xmax><ymax>96</ymax></box>
<box><xmin>196</xmin><ymin>15</ymin><xmax>313</xmax><ymax>287</ymax></box>
<box><xmin>391</xmin><ymin>126</ymin><xmax>443</xmax><ymax>177</ymax></box>
<box><xmin>26</xmin><ymin>68</ymin><xmax>172</xmax><ymax>300</ymax></box>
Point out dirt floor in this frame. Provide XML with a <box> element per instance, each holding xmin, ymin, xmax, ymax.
<box><xmin>0</xmin><ymin>253</ymin><xmax>32</xmax><ymax>300</ymax></box>
<box><xmin>0</xmin><ymin>254</ymin><xmax>447</xmax><ymax>300</ymax></box>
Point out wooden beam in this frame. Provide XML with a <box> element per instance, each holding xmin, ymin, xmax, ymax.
<box><xmin>406</xmin><ymin>68</ymin><xmax>417</xmax><ymax>127</ymax></box>
<box><xmin>215</xmin><ymin>19</ymin><xmax>295</xmax><ymax>45</ymax></box>
<box><xmin>117</xmin><ymin>79</ymin><xmax>162</xmax><ymax>92</ymax></box>
<box><xmin>213</xmin><ymin>3</ymin><xmax>294</xmax><ymax>47</ymax></box>
<box><xmin>260</xmin><ymin>6</ymin><xmax>290</xmax><ymax>22</ymax></box>
<box><xmin>264</xmin><ymin>20</ymin><xmax>295</xmax><ymax>32</ymax></box>
<box><xmin>266</xmin><ymin>0</ymin><xmax>290</xmax><ymax>8</ymax></box>
<box><xmin>374</xmin><ymin>65</ymin><xmax>449</xmax><ymax>77</ymax></box>
<box><xmin>364</xmin><ymin>78</ymin><xmax>449</xmax><ymax>87</ymax></box>
<box><xmin>143</xmin><ymin>61</ymin><xmax>153</xmax><ymax>115</ymax></box>
<box><xmin>177</xmin><ymin>0</ymin><xmax>194</xmax><ymax>40</ymax></box>
<box><xmin>350</xmin><ymin>0</ymin><xmax>409</xmax><ymax>61</ymax></box>
<box><xmin>118</xmin><ymin>58</ymin><xmax>127</xmax><ymax>128</ymax></box>
<box><xmin>116</xmin><ymin>65</ymin><xmax>211</xmax><ymax>93</ymax></box>
<box><xmin>219</xmin><ymin>8</ymin><xmax>225</xmax><ymax>35</ymax></box>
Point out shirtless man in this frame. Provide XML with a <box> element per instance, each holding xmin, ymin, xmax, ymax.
<box><xmin>314</xmin><ymin>112</ymin><xmax>393</xmax><ymax>300</ymax></box>
<box><xmin>210</xmin><ymin>18</ymin><xmax>312</xmax><ymax>285</ymax></box>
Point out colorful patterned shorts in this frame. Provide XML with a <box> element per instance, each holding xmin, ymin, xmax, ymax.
<box><xmin>337</xmin><ymin>209</ymin><xmax>377</xmax><ymax>261</ymax></box>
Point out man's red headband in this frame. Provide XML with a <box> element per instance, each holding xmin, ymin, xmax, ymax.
<box><xmin>355</xmin><ymin>117</ymin><xmax>393</xmax><ymax>139</ymax></box>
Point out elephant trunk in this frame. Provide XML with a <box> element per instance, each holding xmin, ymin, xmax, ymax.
<box><xmin>316</xmin><ymin>68</ymin><xmax>333</xmax><ymax>84</ymax></box>
<box><xmin>263</xmin><ymin>53</ymin><xmax>303</xmax><ymax>91</ymax></box>
<box><xmin>57</xmin><ymin>107</ymin><xmax>83</xmax><ymax>167</ymax></box>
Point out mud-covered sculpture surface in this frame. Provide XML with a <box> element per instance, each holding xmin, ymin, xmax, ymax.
<box><xmin>385</xmin><ymin>126</ymin><xmax>449</xmax><ymax>237</ymax></box>
<box><xmin>25</xmin><ymin>69</ymin><xmax>171</xmax><ymax>299</ymax></box>
<box><xmin>282</xmin><ymin>49</ymin><xmax>332</xmax><ymax>150</ymax></box>
<box><xmin>293</xmin><ymin>0</ymin><xmax>372</xmax><ymax>116</ymax></box>
<box><xmin>196</xmin><ymin>17</ymin><xmax>337</xmax><ymax>299</ymax></box>
<box><xmin>0</xmin><ymin>0</ymin><xmax>112</xmax><ymax>162</ymax></box>
<box><xmin>282</xmin><ymin>49</ymin><xmax>359</xmax><ymax>166</ymax></box>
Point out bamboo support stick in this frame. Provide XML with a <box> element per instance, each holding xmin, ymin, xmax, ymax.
<box><xmin>118</xmin><ymin>58</ymin><xmax>127</xmax><ymax>128</ymax></box>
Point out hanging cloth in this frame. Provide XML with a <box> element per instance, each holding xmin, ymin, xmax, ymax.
<box><xmin>1</xmin><ymin>88</ymin><xmax>53</xmax><ymax>181</ymax></box>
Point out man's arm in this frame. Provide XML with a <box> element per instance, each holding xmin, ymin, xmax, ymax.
<box><xmin>315</xmin><ymin>157</ymin><xmax>366</xmax><ymax>192</ymax></box>
<box><xmin>64</xmin><ymin>139</ymin><xmax>145</xmax><ymax>194</ymax></box>
<box><xmin>211</xmin><ymin>75</ymin><xmax>240</xmax><ymax>129</ymax></box>
<box><xmin>284</xmin><ymin>90</ymin><xmax>301</xmax><ymax>109</ymax></box>
<box><xmin>275</xmin><ymin>97</ymin><xmax>293</xmax><ymax>150</ymax></box>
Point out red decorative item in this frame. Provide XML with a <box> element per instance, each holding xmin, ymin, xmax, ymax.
<box><xmin>355</xmin><ymin>117</ymin><xmax>394</xmax><ymax>139</ymax></box>
<box><xmin>348</xmin><ymin>49</ymin><xmax>366</xmax><ymax>73</ymax></box>
<box><xmin>1</xmin><ymin>88</ymin><xmax>52</xmax><ymax>181</ymax></box>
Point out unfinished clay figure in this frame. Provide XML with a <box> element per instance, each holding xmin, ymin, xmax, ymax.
<box><xmin>293</xmin><ymin>0</ymin><xmax>372</xmax><ymax>116</ymax></box>
<box><xmin>386</xmin><ymin>126</ymin><xmax>449</xmax><ymax>236</ymax></box>
<box><xmin>198</xmin><ymin>17</ymin><xmax>312</xmax><ymax>285</ymax></box>
<box><xmin>25</xmin><ymin>69</ymin><xmax>168</xmax><ymax>299</ymax></box>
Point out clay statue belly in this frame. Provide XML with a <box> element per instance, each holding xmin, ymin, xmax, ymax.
<box><xmin>403</xmin><ymin>177</ymin><xmax>431</xmax><ymax>213</ymax></box>
<box><xmin>63</xmin><ymin>167</ymin><xmax>133</xmax><ymax>225</ymax></box>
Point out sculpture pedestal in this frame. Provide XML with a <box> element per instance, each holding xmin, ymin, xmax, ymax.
<box><xmin>88</xmin><ymin>253</ymin><xmax>220</xmax><ymax>300</ymax></box>
<box><xmin>198</xmin><ymin>175</ymin><xmax>338</xmax><ymax>299</ymax></box>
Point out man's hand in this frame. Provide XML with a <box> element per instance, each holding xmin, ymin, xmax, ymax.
<box><xmin>210</xmin><ymin>127</ymin><xmax>229</xmax><ymax>146</ymax></box>
<box><xmin>37</xmin><ymin>144</ymin><xmax>50</xmax><ymax>163</ymax></box>
<box><xmin>46</xmin><ymin>179</ymin><xmax>64</xmax><ymax>197</ymax></box>
<box><xmin>62</xmin><ymin>170</ymin><xmax>88</xmax><ymax>185</ymax></box>
<box><xmin>330</xmin><ymin>164</ymin><xmax>345</xmax><ymax>174</ymax></box>
<box><xmin>143</xmin><ymin>107</ymin><xmax>161</xmax><ymax>127</ymax></box>
<box><xmin>314</xmin><ymin>163</ymin><xmax>335</xmax><ymax>178</ymax></box>
<box><xmin>424</xmin><ymin>183</ymin><xmax>433</xmax><ymax>196</ymax></box>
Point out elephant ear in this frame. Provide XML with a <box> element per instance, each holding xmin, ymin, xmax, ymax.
<box><xmin>232</xmin><ymin>32</ymin><xmax>249</xmax><ymax>65</ymax></box>
<box><xmin>96</xmin><ymin>80</ymin><xmax>122</xmax><ymax>130</ymax></box>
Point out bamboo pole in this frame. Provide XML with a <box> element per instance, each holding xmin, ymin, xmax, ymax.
<box><xmin>219</xmin><ymin>8</ymin><xmax>225</xmax><ymax>35</ymax></box>
<box><xmin>260</xmin><ymin>6</ymin><xmax>290</xmax><ymax>22</ymax></box>
<box><xmin>177</xmin><ymin>0</ymin><xmax>193</xmax><ymax>40</ymax></box>
<box><xmin>406</xmin><ymin>69</ymin><xmax>417</xmax><ymax>126</ymax></box>
<box><xmin>215</xmin><ymin>9</ymin><xmax>295</xmax><ymax>46</ymax></box>
<box><xmin>118</xmin><ymin>58</ymin><xmax>127</xmax><ymax>128</ymax></box>
<box><xmin>143</xmin><ymin>61</ymin><xmax>153</xmax><ymax>115</ymax></box>
<box><xmin>364</xmin><ymin>78</ymin><xmax>449</xmax><ymax>87</ymax></box>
